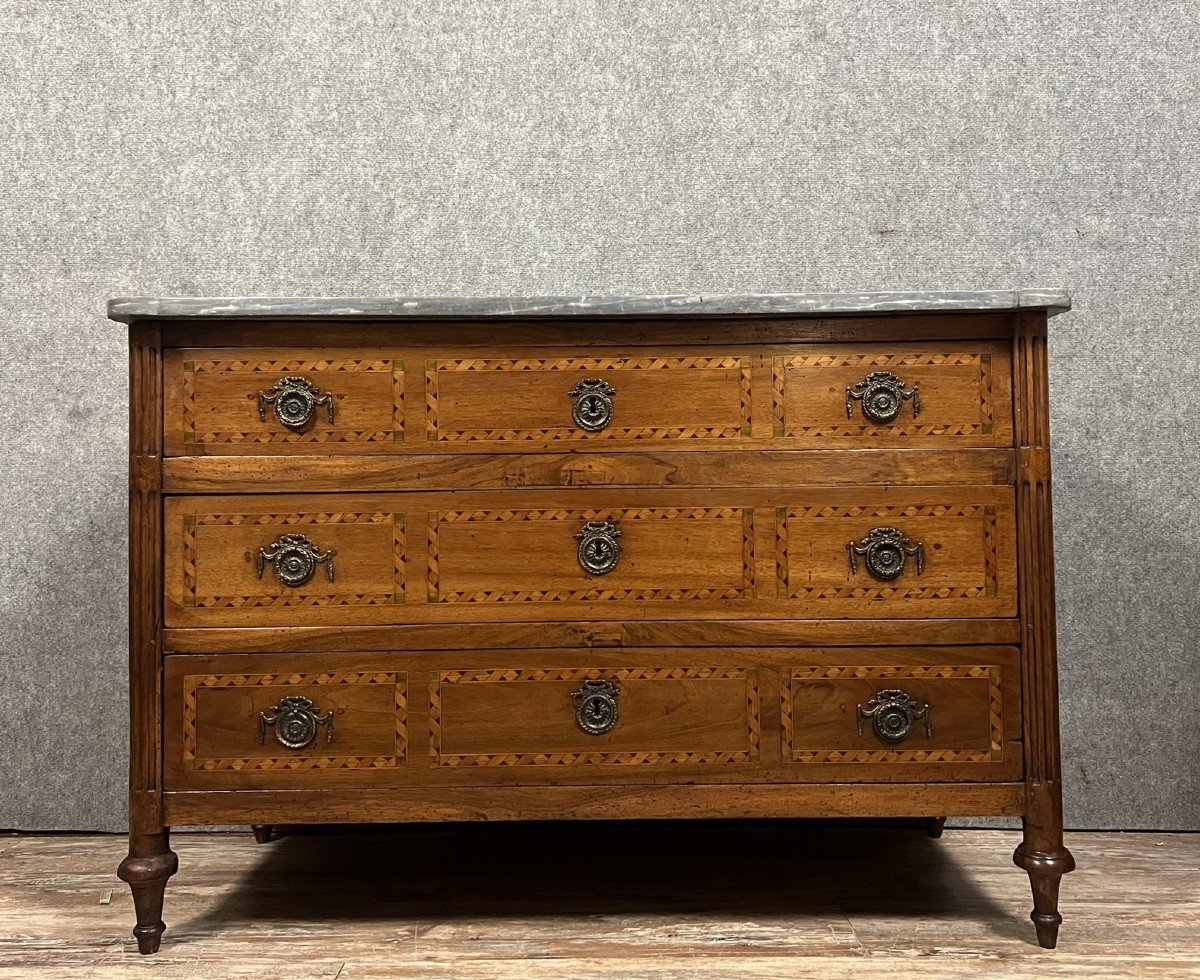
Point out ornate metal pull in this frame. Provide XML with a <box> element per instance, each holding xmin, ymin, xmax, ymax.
<box><xmin>260</xmin><ymin>696</ymin><xmax>334</xmax><ymax>749</ymax></box>
<box><xmin>572</xmin><ymin>679</ymin><xmax>620</xmax><ymax>735</ymax></box>
<box><xmin>258</xmin><ymin>375</ymin><xmax>335</xmax><ymax>430</ymax></box>
<box><xmin>857</xmin><ymin>689</ymin><xmax>931</xmax><ymax>742</ymax></box>
<box><xmin>568</xmin><ymin>378</ymin><xmax>616</xmax><ymax>432</ymax></box>
<box><xmin>257</xmin><ymin>534</ymin><xmax>336</xmax><ymax>587</ymax></box>
<box><xmin>575</xmin><ymin>520</ymin><xmax>621</xmax><ymax>575</ymax></box>
<box><xmin>848</xmin><ymin>527</ymin><xmax>924</xmax><ymax>581</ymax></box>
<box><xmin>846</xmin><ymin>371</ymin><xmax>920</xmax><ymax>423</ymax></box>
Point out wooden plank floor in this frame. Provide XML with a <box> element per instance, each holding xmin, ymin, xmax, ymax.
<box><xmin>1</xmin><ymin>824</ymin><xmax>1197</xmax><ymax>978</ymax></box>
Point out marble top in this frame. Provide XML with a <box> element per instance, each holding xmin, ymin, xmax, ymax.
<box><xmin>107</xmin><ymin>289</ymin><xmax>1071</xmax><ymax>323</ymax></box>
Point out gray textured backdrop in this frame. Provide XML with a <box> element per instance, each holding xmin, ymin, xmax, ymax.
<box><xmin>1</xmin><ymin>2</ymin><xmax>1197</xmax><ymax>831</ymax></box>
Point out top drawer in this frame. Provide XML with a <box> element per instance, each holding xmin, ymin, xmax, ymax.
<box><xmin>163</xmin><ymin>343</ymin><xmax>1012</xmax><ymax>455</ymax></box>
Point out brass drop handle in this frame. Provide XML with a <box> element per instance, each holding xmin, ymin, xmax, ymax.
<box><xmin>257</xmin><ymin>534</ymin><xmax>336</xmax><ymax>587</ymax></box>
<box><xmin>572</xmin><ymin>679</ymin><xmax>620</xmax><ymax>735</ymax></box>
<box><xmin>258</xmin><ymin>375</ymin><xmax>336</xmax><ymax>430</ymax></box>
<box><xmin>846</xmin><ymin>371</ymin><xmax>919</xmax><ymax>423</ymax></box>
<box><xmin>575</xmin><ymin>520</ymin><xmax>621</xmax><ymax>575</ymax></box>
<box><xmin>568</xmin><ymin>378</ymin><xmax>616</xmax><ymax>432</ymax></box>
<box><xmin>857</xmin><ymin>689</ymin><xmax>931</xmax><ymax>743</ymax></box>
<box><xmin>848</xmin><ymin>527</ymin><xmax>924</xmax><ymax>581</ymax></box>
<box><xmin>260</xmin><ymin>696</ymin><xmax>334</xmax><ymax>749</ymax></box>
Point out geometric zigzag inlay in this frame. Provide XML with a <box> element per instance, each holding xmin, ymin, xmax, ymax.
<box><xmin>181</xmin><ymin>358</ymin><xmax>403</xmax><ymax>444</ymax></box>
<box><xmin>429</xmin><ymin>666</ymin><xmax>761</xmax><ymax>767</ymax></box>
<box><xmin>181</xmin><ymin>671</ymin><xmax>407</xmax><ymax>771</ymax></box>
<box><xmin>182</xmin><ymin>512</ymin><xmax>405</xmax><ymax>608</ymax></box>
<box><xmin>426</xmin><ymin>356</ymin><xmax>752</xmax><ymax>442</ymax></box>
<box><xmin>771</xmin><ymin>351</ymin><xmax>993</xmax><ymax>440</ymax></box>
<box><xmin>782</xmin><ymin>664</ymin><xmax>1004</xmax><ymax>764</ymax></box>
<box><xmin>778</xmin><ymin>504</ymin><xmax>998</xmax><ymax>602</ymax></box>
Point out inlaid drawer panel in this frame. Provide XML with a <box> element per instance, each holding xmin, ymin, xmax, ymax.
<box><xmin>772</xmin><ymin>341</ymin><xmax>1012</xmax><ymax>447</ymax></box>
<box><xmin>164</xmin><ymin>342</ymin><xmax>1011</xmax><ymax>455</ymax></box>
<box><xmin>164</xmin><ymin>488</ymin><xmax>1015</xmax><ymax>627</ymax></box>
<box><xmin>425</xmin><ymin>350</ymin><xmax>752</xmax><ymax>446</ymax></box>
<box><xmin>164</xmin><ymin>498</ymin><xmax>408</xmax><ymax>626</ymax></box>
<box><xmin>430</xmin><ymin>664</ymin><xmax>760</xmax><ymax>768</ymax></box>
<box><xmin>782</xmin><ymin>647</ymin><xmax>1022</xmax><ymax>781</ymax></box>
<box><xmin>163</xmin><ymin>654</ymin><xmax>408</xmax><ymax>789</ymax></box>
<box><xmin>164</xmin><ymin>349</ymin><xmax>405</xmax><ymax>454</ymax></box>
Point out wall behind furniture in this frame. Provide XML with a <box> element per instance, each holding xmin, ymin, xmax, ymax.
<box><xmin>1</xmin><ymin>1</ymin><xmax>1196</xmax><ymax>831</ymax></box>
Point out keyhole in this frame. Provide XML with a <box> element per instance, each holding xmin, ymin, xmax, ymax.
<box><xmin>591</xmin><ymin>701</ymin><xmax>604</xmax><ymax>720</ymax></box>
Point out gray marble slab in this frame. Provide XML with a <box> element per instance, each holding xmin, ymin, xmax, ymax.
<box><xmin>106</xmin><ymin>289</ymin><xmax>1071</xmax><ymax>322</ymax></box>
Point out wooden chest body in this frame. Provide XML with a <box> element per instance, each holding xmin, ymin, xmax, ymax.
<box><xmin>113</xmin><ymin>292</ymin><xmax>1074</xmax><ymax>953</ymax></box>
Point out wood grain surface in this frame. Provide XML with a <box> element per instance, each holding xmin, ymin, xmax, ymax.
<box><xmin>2</xmin><ymin>829</ymin><xmax>1194</xmax><ymax>978</ymax></box>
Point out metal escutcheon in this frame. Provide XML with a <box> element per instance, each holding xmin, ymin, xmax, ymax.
<box><xmin>572</xmin><ymin>679</ymin><xmax>620</xmax><ymax>735</ymax></box>
<box><xmin>846</xmin><ymin>371</ymin><xmax>920</xmax><ymax>424</ymax></box>
<box><xmin>568</xmin><ymin>378</ymin><xmax>616</xmax><ymax>432</ymax></box>
<box><xmin>847</xmin><ymin>527</ymin><xmax>924</xmax><ymax>581</ymax></box>
<box><xmin>257</xmin><ymin>533</ymin><xmax>336</xmax><ymax>587</ymax></box>
<box><xmin>258</xmin><ymin>375</ymin><xmax>336</xmax><ymax>431</ymax></box>
<box><xmin>575</xmin><ymin>520</ymin><xmax>621</xmax><ymax>575</ymax></box>
<box><xmin>857</xmin><ymin>689</ymin><xmax>931</xmax><ymax>743</ymax></box>
<box><xmin>260</xmin><ymin>695</ymin><xmax>334</xmax><ymax>750</ymax></box>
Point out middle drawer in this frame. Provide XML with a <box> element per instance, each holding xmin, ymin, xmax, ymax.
<box><xmin>165</xmin><ymin>488</ymin><xmax>1016</xmax><ymax>627</ymax></box>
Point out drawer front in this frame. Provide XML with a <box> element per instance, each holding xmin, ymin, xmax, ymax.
<box><xmin>782</xmin><ymin>647</ymin><xmax>1022</xmax><ymax>781</ymax></box>
<box><xmin>164</xmin><ymin>649</ymin><xmax>1016</xmax><ymax>790</ymax></box>
<box><xmin>164</xmin><ymin>654</ymin><xmax>408</xmax><ymax>789</ymax></box>
<box><xmin>772</xmin><ymin>342</ymin><xmax>1012</xmax><ymax>447</ymax></box>
<box><xmin>425</xmin><ymin>350</ymin><xmax>751</xmax><ymax>446</ymax></box>
<box><xmin>430</xmin><ymin>664</ymin><xmax>760</xmax><ymax>768</ymax></box>
<box><xmin>164</xmin><ymin>488</ymin><xmax>1015</xmax><ymax>627</ymax></box>
<box><xmin>165</xmin><ymin>342</ymin><xmax>1009</xmax><ymax>455</ymax></box>
<box><xmin>164</xmin><ymin>349</ymin><xmax>405</xmax><ymax>454</ymax></box>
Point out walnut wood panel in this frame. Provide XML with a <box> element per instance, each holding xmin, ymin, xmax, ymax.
<box><xmin>781</xmin><ymin>647</ymin><xmax>1021</xmax><ymax>782</ymax></box>
<box><xmin>162</xmin><ymin>781</ymin><xmax>1027</xmax><ymax>824</ymax></box>
<box><xmin>430</xmin><ymin>666</ymin><xmax>760</xmax><ymax>768</ymax></box>
<box><xmin>162</xmin><ymin>618</ymin><xmax>1023</xmax><ymax>654</ymax></box>
<box><xmin>777</xmin><ymin>487</ymin><xmax>1016</xmax><ymax>618</ymax></box>
<box><xmin>164</xmin><ymin>656</ymin><xmax>408</xmax><ymax>789</ymax></box>
<box><xmin>164</xmin><ymin>489</ymin><xmax>1015</xmax><ymax>626</ymax></box>
<box><xmin>162</xmin><ymin>448</ymin><xmax>1016</xmax><ymax>494</ymax></box>
<box><xmin>162</xmin><ymin>648</ymin><xmax>1018</xmax><ymax>789</ymax></box>
<box><xmin>426</xmin><ymin>351</ymin><xmax>752</xmax><ymax>445</ymax></box>
<box><xmin>164</xmin><ymin>349</ymin><xmax>405</xmax><ymax>455</ymax></box>
<box><xmin>773</xmin><ymin>341</ymin><xmax>1013</xmax><ymax>447</ymax></box>
<box><xmin>164</xmin><ymin>498</ymin><xmax>406</xmax><ymax>625</ymax></box>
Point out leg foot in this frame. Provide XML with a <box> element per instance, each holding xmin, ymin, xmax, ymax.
<box><xmin>1013</xmin><ymin>842</ymin><xmax>1075</xmax><ymax>949</ymax></box>
<box><xmin>925</xmin><ymin>817</ymin><xmax>946</xmax><ymax>839</ymax></box>
<box><xmin>251</xmin><ymin>824</ymin><xmax>274</xmax><ymax>844</ymax></box>
<box><xmin>117</xmin><ymin>830</ymin><xmax>178</xmax><ymax>954</ymax></box>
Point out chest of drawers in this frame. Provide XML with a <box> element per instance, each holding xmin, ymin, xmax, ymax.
<box><xmin>110</xmin><ymin>291</ymin><xmax>1074</xmax><ymax>953</ymax></box>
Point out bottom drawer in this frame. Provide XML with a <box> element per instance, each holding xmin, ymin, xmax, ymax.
<box><xmin>163</xmin><ymin>647</ymin><xmax>1021</xmax><ymax>790</ymax></box>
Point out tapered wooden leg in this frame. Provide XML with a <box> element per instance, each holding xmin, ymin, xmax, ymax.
<box><xmin>117</xmin><ymin>830</ymin><xmax>179</xmax><ymax>954</ymax></box>
<box><xmin>251</xmin><ymin>824</ymin><xmax>275</xmax><ymax>844</ymax></box>
<box><xmin>1013</xmin><ymin>783</ymin><xmax>1075</xmax><ymax>949</ymax></box>
<box><xmin>925</xmin><ymin>817</ymin><xmax>946</xmax><ymax>838</ymax></box>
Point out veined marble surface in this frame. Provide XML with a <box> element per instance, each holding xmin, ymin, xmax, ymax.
<box><xmin>107</xmin><ymin>289</ymin><xmax>1071</xmax><ymax>322</ymax></box>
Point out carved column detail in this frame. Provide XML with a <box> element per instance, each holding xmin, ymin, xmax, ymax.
<box><xmin>1011</xmin><ymin>312</ymin><xmax>1075</xmax><ymax>949</ymax></box>
<box><xmin>123</xmin><ymin>323</ymin><xmax>178</xmax><ymax>953</ymax></box>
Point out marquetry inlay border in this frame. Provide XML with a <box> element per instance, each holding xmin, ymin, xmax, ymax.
<box><xmin>181</xmin><ymin>357</ymin><xmax>404</xmax><ymax>444</ymax></box>
<box><xmin>182</xmin><ymin>511</ymin><xmax>406</xmax><ymax>608</ymax></box>
<box><xmin>775</xmin><ymin>504</ymin><xmax>998</xmax><ymax>602</ymax></box>
<box><xmin>771</xmin><ymin>352</ymin><xmax>993</xmax><ymax>439</ymax></box>
<box><xmin>182</xmin><ymin>671</ymin><xmax>407</xmax><ymax>771</ymax></box>
<box><xmin>425</xmin><ymin>356</ymin><xmax>752</xmax><ymax>442</ymax></box>
<box><xmin>427</xmin><ymin>507</ymin><xmax>755</xmax><ymax>603</ymax></box>
<box><xmin>782</xmin><ymin>664</ymin><xmax>1004</xmax><ymax>764</ymax></box>
<box><xmin>428</xmin><ymin>666</ymin><xmax>761</xmax><ymax>767</ymax></box>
